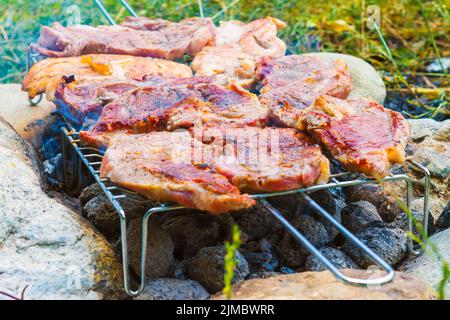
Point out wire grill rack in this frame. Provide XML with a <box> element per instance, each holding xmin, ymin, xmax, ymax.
<box><xmin>60</xmin><ymin>121</ymin><xmax>431</xmax><ymax>297</ymax></box>
<box><xmin>28</xmin><ymin>0</ymin><xmax>432</xmax><ymax>297</ymax></box>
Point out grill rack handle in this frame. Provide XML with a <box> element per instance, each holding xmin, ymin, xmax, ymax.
<box><xmin>260</xmin><ymin>197</ymin><xmax>395</xmax><ymax>286</ymax></box>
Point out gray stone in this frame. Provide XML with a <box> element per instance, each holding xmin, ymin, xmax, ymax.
<box><xmin>343</xmin><ymin>222</ymin><xmax>408</xmax><ymax>268</ymax></box>
<box><xmin>248</xmin><ymin>271</ymin><xmax>280</xmax><ymax>280</ymax></box>
<box><xmin>233</xmin><ymin>202</ymin><xmax>281</xmax><ymax>241</ymax></box>
<box><xmin>341</xmin><ymin>201</ymin><xmax>382</xmax><ymax>234</ymax></box>
<box><xmin>407</xmin><ymin>119</ymin><xmax>450</xmax><ymax>179</ymax></box>
<box><xmin>425</xmin><ymin>57</ymin><xmax>450</xmax><ymax>73</ymax></box>
<box><xmin>162</xmin><ymin>212</ymin><xmax>223</xmax><ymax>259</ymax></box>
<box><xmin>0</xmin><ymin>117</ymin><xmax>123</xmax><ymax>300</ymax></box>
<box><xmin>242</xmin><ymin>239</ymin><xmax>278</xmax><ymax>273</ymax></box>
<box><xmin>127</xmin><ymin>217</ymin><xmax>174</xmax><ymax>278</ymax></box>
<box><xmin>402</xmin><ymin>228</ymin><xmax>450</xmax><ymax>299</ymax></box>
<box><xmin>135</xmin><ymin>278</ymin><xmax>209</xmax><ymax>300</ymax></box>
<box><xmin>83</xmin><ymin>189</ymin><xmax>148</xmax><ymax>240</ymax></box>
<box><xmin>436</xmin><ymin>201</ymin><xmax>450</xmax><ymax>232</ymax></box>
<box><xmin>186</xmin><ymin>246</ymin><xmax>249</xmax><ymax>293</ymax></box>
<box><xmin>344</xmin><ymin>184</ymin><xmax>401</xmax><ymax>222</ymax></box>
<box><xmin>79</xmin><ymin>183</ymin><xmax>103</xmax><ymax>207</ymax></box>
<box><xmin>305</xmin><ymin>247</ymin><xmax>359</xmax><ymax>271</ymax></box>
<box><xmin>304</xmin><ymin>189</ymin><xmax>345</xmax><ymax>241</ymax></box>
<box><xmin>392</xmin><ymin>197</ymin><xmax>435</xmax><ymax>236</ymax></box>
<box><xmin>304</xmin><ymin>52</ymin><xmax>386</xmax><ymax>103</ymax></box>
<box><xmin>276</xmin><ymin>215</ymin><xmax>330</xmax><ymax>267</ymax></box>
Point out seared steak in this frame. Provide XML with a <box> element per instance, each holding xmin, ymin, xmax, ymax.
<box><xmin>256</xmin><ymin>55</ymin><xmax>352</xmax><ymax>128</ymax></box>
<box><xmin>31</xmin><ymin>18</ymin><xmax>215</xmax><ymax>59</ymax></box>
<box><xmin>192</xmin><ymin>17</ymin><xmax>286</xmax><ymax>89</ymax></box>
<box><xmin>22</xmin><ymin>54</ymin><xmax>192</xmax><ymax>99</ymax></box>
<box><xmin>301</xmin><ymin>95</ymin><xmax>410</xmax><ymax>179</ymax></box>
<box><xmin>193</xmin><ymin>125</ymin><xmax>330</xmax><ymax>192</ymax></box>
<box><xmin>80</xmin><ymin>76</ymin><xmax>268</xmax><ymax>147</ymax></box>
<box><xmin>100</xmin><ymin>131</ymin><xmax>255</xmax><ymax>214</ymax></box>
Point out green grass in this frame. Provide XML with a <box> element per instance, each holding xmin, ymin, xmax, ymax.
<box><xmin>0</xmin><ymin>0</ymin><xmax>448</xmax><ymax>118</ymax></box>
<box><xmin>223</xmin><ymin>224</ymin><xmax>242</xmax><ymax>300</ymax></box>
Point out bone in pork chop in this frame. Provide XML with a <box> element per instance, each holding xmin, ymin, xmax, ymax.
<box><xmin>79</xmin><ymin>76</ymin><xmax>268</xmax><ymax>148</ymax></box>
<box><xmin>300</xmin><ymin>95</ymin><xmax>410</xmax><ymax>179</ymax></box>
<box><xmin>255</xmin><ymin>55</ymin><xmax>352</xmax><ymax>128</ymax></box>
<box><xmin>100</xmin><ymin>131</ymin><xmax>255</xmax><ymax>214</ymax></box>
<box><xmin>192</xmin><ymin>125</ymin><xmax>330</xmax><ymax>192</ymax></box>
<box><xmin>191</xmin><ymin>17</ymin><xmax>286</xmax><ymax>89</ymax></box>
<box><xmin>31</xmin><ymin>17</ymin><xmax>215</xmax><ymax>59</ymax></box>
<box><xmin>22</xmin><ymin>54</ymin><xmax>192</xmax><ymax>100</ymax></box>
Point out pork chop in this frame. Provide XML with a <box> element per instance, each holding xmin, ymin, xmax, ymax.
<box><xmin>31</xmin><ymin>18</ymin><xmax>215</xmax><ymax>59</ymax></box>
<box><xmin>255</xmin><ymin>55</ymin><xmax>352</xmax><ymax>128</ymax></box>
<box><xmin>301</xmin><ymin>95</ymin><xmax>410</xmax><ymax>179</ymax></box>
<box><xmin>53</xmin><ymin>78</ymin><xmax>144</xmax><ymax>125</ymax></box>
<box><xmin>22</xmin><ymin>54</ymin><xmax>192</xmax><ymax>99</ymax></box>
<box><xmin>191</xmin><ymin>17</ymin><xmax>286</xmax><ymax>89</ymax></box>
<box><xmin>192</xmin><ymin>125</ymin><xmax>330</xmax><ymax>192</ymax></box>
<box><xmin>100</xmin><ymin>131</ymin><xmax>255</xmax><ymax>214</ymax></box>
<box><xmin>80</xmin><ymin>76</ymin><xmax>268</xmax><ymax>148</ymax></box>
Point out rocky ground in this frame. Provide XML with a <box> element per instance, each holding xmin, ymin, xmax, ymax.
<box><xmin>0</xmin><ymin>53</ymin><xmax>448</xmax><ymax>300</ymax></box>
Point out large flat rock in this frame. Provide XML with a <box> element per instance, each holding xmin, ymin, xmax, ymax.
<box><xmin>0</xmin><ymin>84</ymin><xmax>55</xmax><ymax>148</ymax></box>
<box><xmin>212</xmin><ymin>270</ymin><xmax>435</xmax><ymax>300</ymax></box>
<box><xmin>0</xmin><ymin>117</ymin><xmax>124</xmax><ymax>300</ymax></box>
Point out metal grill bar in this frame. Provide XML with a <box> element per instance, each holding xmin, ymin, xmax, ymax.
<box><xmin>60</xmin><ymin>125</ymin><xmax>431</xmax><ymax>296</ymax></box>
<box><xmin>260</xmin><ymin>198</ymin><xmax>394</xmax><ymax>286</ymax></box>
<box><xmin>93</xmin><ymin>0</ymin><xmax>117</xmax><ymax>25</ymax></box>
<box><xmin>119</xmin><ymin>0</ymin><xmax>138</xmax><ymax>17</ymax></box>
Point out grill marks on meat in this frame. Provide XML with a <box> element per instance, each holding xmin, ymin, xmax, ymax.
<box><xmin>256</xmin><ymin>55</ymin><xmax>352</xmax><ymax>128</ymax></box>
<box><xmin>100</xmin><ymin>131</ymin><xmax>255</xmax><ymax>214</ymax></box>
<box><xmin>22</xmin><ymin>54</ymin><xmax>192</xmax><ymax>100</ymax></box>
<box><xmin>31</xmin><ymin>18</ymin><xmax>215</xmax><ymax>59</ymax></box>
<box><xmin>191</xmin><ymin>17</ymin><xmax>286</xmax><ymax>89</ymax></box>
<box><xmin>193</xmin><ymin>126</ymin><xmax>330</xmax><ymax>192</ymax></box>
<box><xmin>99</xmin><ymin>127</ymin><xmax>331</xmax><ymax>212</ymax></box>
<box><xmin>80</xmin><ymin>77</ymin><xmax>268</xmax><ymax>148</ymax></box>
<box><xmin>301</xmin><ymin>95</ymin><xmax>410</xmax><ymax>179</ymax></box>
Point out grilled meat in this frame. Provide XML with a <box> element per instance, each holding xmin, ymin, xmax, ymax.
<box><xmin>53</xmin><ymin>78</ymin><xmax>144</xmax><ymax>125</ymax></box>
<box><xmin>80</xmin><ymin>76</ymin><xmax>268</xmax><ymax>148</ymax></box>
<box><xmin>22</xmin><ymin>54</ymin><xmax>192</xmax><ymax>99</ymax></box>
<box><xmin>31</xmin><ymin>18</ymin><xmax>215</xmax><ymax>59</ymax></box>
<box><xmin>193</xmin><ymin>125</ymin><xmax>330</xmax><ymax>192</ymax></box>
<box><xmin>301</xmin><ymin>95</ymin><xmax>410</xmax><ymax>179</ymax></box>
<box><xmin>100</xmin><ymin>131</ymin><xmax>255</xmax><ymax>214</ymax></box>
<box><xmin>191</xmin><ymin>45</ymin><xmax>256</xmax><ymax>89</ymax></box>
<box><xmin>192</xmin><ymin>17</ymin><xmax>286</xmax><ymax>89</ymax></box>
<box><xmin>255</xmin><ymin>55</ymin><xmax>352</xmax><ymax>128</ymax></box>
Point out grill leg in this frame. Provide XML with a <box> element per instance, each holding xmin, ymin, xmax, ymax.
<box><xmin>119</xmin><ymin>206</ymin><xmax>183</xmax><ymax>297</ymax></box>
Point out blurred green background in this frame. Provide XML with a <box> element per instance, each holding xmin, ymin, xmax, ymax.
<box><xmin>0</xmin><ymin>0</ymin><xmax>448</xmax><ymax>118</ymax></box>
